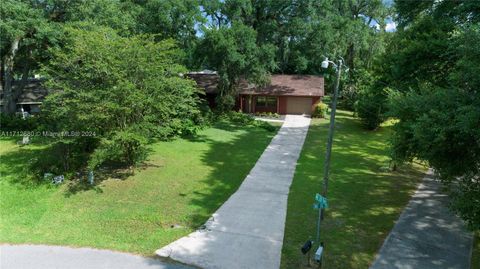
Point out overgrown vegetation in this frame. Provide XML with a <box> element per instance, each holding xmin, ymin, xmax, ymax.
<box><xmin>383</xmin><ymin>1</ymin><xmax>480</xmax><ymax>230</ymax></box>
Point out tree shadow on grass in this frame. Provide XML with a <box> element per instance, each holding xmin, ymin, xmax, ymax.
<box><xmin>0</xmin><ymin>136</ymin><xmax>160</xmax><ymax>197</ymax></box>
<box><xmin>281</xmin><ymin>113</ymin><xmax>429</xmax><ymax>269</ymax></box>
<box><xmin>181</xmin><ymin>121</ymin><xmax>279</xmax><ymax>229</ymax></box>
<box><xmin>0</xmin><ymin>140</ymin><xmax>52</xmax><ymax>189</ymax></box>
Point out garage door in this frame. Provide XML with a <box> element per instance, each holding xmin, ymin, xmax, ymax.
<box><xmin>286</xmin><ymin>97</ymin><xmax>312</xmax><ymax>115</ymax></box>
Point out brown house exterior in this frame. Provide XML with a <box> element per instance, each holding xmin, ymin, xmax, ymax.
<box><xmin>186</xmin><ymin>72</ymin><xmax>219</xmax><ymax>108</ymax></box>
<box><xmin>0</xmin><ymin>79</ymin><xmax>47</xmax><ymax>114</ymax></box>
<box><xmin>189</xmin><ymin>72</ymin><xmax>324</xmax><ymax>115</ymax></box>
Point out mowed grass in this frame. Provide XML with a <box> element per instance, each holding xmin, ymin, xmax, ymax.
<box><xmin>281</xmin><ymin>110</ymin><xmax>427</xmax><ymax>269</ymax></box>
<box><xmin>0</xmin><ymin>121</ymin><xmax>278</xmax><ymax>255</ymax></box>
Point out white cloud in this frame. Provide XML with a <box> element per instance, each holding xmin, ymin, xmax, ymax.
<box><xmin>385</xmin><ymin>22</ymin><xmax>397</xmax><ymax>32</ymax></box>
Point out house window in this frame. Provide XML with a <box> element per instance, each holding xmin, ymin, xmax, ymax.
<box><xmin>256</xmin><ymin>96</ymin><xmax>277</xmax><ymax>107</ymax></box>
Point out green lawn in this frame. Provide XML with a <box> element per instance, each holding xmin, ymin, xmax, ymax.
<box><xmin>0</xmin><ymin>121</ymin><xmax>278</xmax><ymax>255</ymax></box>
<box><xmin>281</xmin><ymin>110</ymin><xmax>427</xmax><ymax>269</ymax></box>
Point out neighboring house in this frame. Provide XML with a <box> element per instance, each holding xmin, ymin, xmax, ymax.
<box><xmin>187</xmin><ymin>71</ymin><xmax>219</xmax><ymax>109</ymax></box>
<box><xmin>0</xmin><ymin>79</ymin><xmax>47</xmax><ymax>114</ymax></box>
<box><xmin>189</xmin><ymin>72</ymin><xmax>324</xmax><ymax>115</ymax></box>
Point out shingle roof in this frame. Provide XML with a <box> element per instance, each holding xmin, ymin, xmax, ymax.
<box><xmin>240</xmin><ymin>75</ymin><xmax>324</xmax><ymax>97</ymax></box>
<box><xmin>0</xmin><ymin>79</ymin><xmax>47</xmax><ymax>105</ymax></box>
<box><xmin>187</xmin><ymin>73</ymin><xmax>219</xmax><ymax>94</ymax></box>
<box><xmin>188</xmin><ymin>73</ymin><xmax>324</xmax><ymax>97</ymax></box>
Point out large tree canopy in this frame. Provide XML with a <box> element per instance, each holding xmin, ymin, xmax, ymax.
<box><xmin>40</xmin><ymin>26</ymin><xmax>202</xmax><ymax>171</ymax></box>
<box><xmin>385</xmin><ymin>0</ymin><xmax>480</xmax><ymax>229</ymax></box>
<box><xmin>195</xmin><ymin>22</ymin><xmax>276</xmax><ymax>110</ymax></box>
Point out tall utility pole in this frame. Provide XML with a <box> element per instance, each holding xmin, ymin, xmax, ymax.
<box><xmin>315</xmin><ymin>58</ymin><xmax>342</xmax><ymax>245</ymax></box>
<box><xmin>322</xmin><ymin>59</ymin><xmax>342</xmax><ymax>197</ymax></box>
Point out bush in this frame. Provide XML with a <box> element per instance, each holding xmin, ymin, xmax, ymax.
<box><xmin>222</xmin><ymin>111</ymin><xmax>255</xmax><ymax>124</ymax></box>
<box><xmin>355</xmin><ymin>86</ymin><xmax>388</xmax><ymax>130</ymax></box>
<box><xmin>29</xmin><ymin>139</ymin><xmax>92</xmax><ymax>178</ymax></box>
<box><xmin>254</xmin><ymin>112</ymin><xmax>280</xmax><ymax>118</ymax></box>
<box><xmin>340</xmin><ymin>84</ymin><xmax>358</xmax><ymax>111</ymax></box>
<box><xmin>88</xmin><ymin>131</ymin><xmax>147</xmax><ymax>170</ymax></box>
<box><xmin>0</xmin><ymin>114</ymin><xmax>39</xmax><ymax>131</ymax></box>
<box><xmin>215</xmin><ymin>94</ymin><xmax>236</xmax><ymax>113</ymax></box>
<box><xmin>219</xmin><ymin>111</ymin><xmax>276</xmax><ymax>132</ymax></box>
<box><xmin>255</xmin><ymin>121</ymin><xmax>277</xmax><ymax>132</ymax></box>
<box><xmin>312</xmin><ymin>102</ymin><xmax>328</xmax><ymax>118</ymax></box>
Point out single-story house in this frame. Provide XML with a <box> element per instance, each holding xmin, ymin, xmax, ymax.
<box><xmin>1</xmin><ymin>74</ymin><xmax>324</xmax><ymax>116</ymax></box>
<box><xmin>189</xmin><ymin>72</ymin><xmax>324</xmax><ymax>115</ymax></box>
<box><xmin>0</xmin><ymin>79</ymin><xmax>47</xmax><ymax>114</ymax></box>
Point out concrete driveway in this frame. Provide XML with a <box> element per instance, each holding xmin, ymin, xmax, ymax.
<box><xmin>369</xmin><ymin>170</ymin><xmax>473</xmax><ymax>269</ymax></box>
<box><xmin>156</xmin><ymin>115</ymin><xmax>311</xmax><ymax>269</ymax></box>
<box><xmin>0</xmin><ymin>244</ymin><xmax>192</xmax><ymax>269</ymax></box>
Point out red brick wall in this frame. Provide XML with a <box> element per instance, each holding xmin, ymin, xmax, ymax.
<box><xmin>238</xmin><ymin>95</ymin><xmax>322</xmax><ymax>114</ymax></box>
<box><xmin>255</xmin><ymin>106</ymin><xmax>277</xmax><ymax>113</ymax></box>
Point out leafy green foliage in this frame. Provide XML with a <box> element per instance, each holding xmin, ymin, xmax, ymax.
<box><xmin>312</xmin><ymin>102</ymin><xmax>328</xmax><ymax>118</ymax></box>
<box><xmin>353</xmin><ymin>69</ymin><xmax>388</xmax><ymax>130</ymax></box>
<box><xmin>387</xmin><ymin>1</ymin><xmax>480</xmax><ymax>229</ymax></box>
<box><xmin>39</xmin><ymin>26</ymin><xmax>202</xmax><ymax>173</ymax></box>
<box><xmin>218</xmin><ymin>111</ymin><xmax>277</xmax><ymax>132</ymax></box>
<box><xmin>355</xmin><ymin>91</ymin><xmax>387</xmax><ymax>130</ymax></box>
<box><xmin>0</xmin><ymin>114</ymin><xmax>39</xmax><ymax>131</ymax></box>
<box><xmin>196</xmin><ymin>23</ymin><xmax>276</xmax><ymax>111</ymax></box>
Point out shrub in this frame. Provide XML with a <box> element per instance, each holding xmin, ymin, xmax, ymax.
<box><xmin>340</xmin><ymin>84</ymin><xmax>358</xmax><ymax>111</ymax></box>
<box><xmin>88</xmin><ymin>131</ymin><xmax>147</xmax><ymax>170</ymax></box>
<box><xmin>29</xmin><ymin>139</ymin><xmax>91</xmax><ymax>178</ymax></box>
<box><xmin>355</xmin><ymin>85</ymin><xmax>388</xmax><ymax>130</ymax></box>
<box><xmin>255</xmin><ymin>121</ymin><xmax>276</xmax><ymax>132</ymax></box>
<box><xmin>312</xmin><ymin>102</ymin><xmax>328</xmax><ymax>118</ymax></box>
<box><xmin>254</xmin><ymin>112</ymin><xmax>280</xmax><ymax>118</ymax></box>
<box><xmin>222</xmin><ymin>111</ymin><xmax>255</xmax><ymax>124</ymax></box>
<box><xmin>215</xmin><ymin>94</ymin><xmax>236</xmax><ymax>113</ymax></box>
<box><xmin>219</xmin><ymin>111</ymin><xmax>276</xmax><ymax>132</ymax></box>
<box><xmin>0</xmin><ymin>114</ymin><xmax>39</xmax><ymax>131</ymax></box>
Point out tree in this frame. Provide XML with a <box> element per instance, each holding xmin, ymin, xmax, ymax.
<box><xmin>1</xmin><ymin>0</ymin><xmax>142</xmax><ymax>114</ymax></box>
<box><xmin>386</xmin><ymin>0</ymin><xmax>480</xmax><ymax>229</ymax></box>
<box><xmin>40</xmin><ymin>26</ymin><xmax>202</xmax><ymax>171</ymax></box>
<box><xmin>135</xmin><ymin>0</ymin><xmax>203</xmax><ymax>66</ymax></box>
<box><xmin>195</xmin><ymin>23</ymin><xmax>276</xmax><ymax>111</ymax></box>
<box><xmin>0</xmin><ymin>0</ymin><xmax>46</xmax><ymax>113</ymax></box>
<box><xmin>354</xmin><ymin>69</ymin><xmax>388</xmax><ymax>130</ymax></box>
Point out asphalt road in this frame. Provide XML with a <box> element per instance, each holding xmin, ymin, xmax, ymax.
<box><xmin>1</xmin><ymin>244</ymin><xmax>194</xmax><ymax>269</ymax></box>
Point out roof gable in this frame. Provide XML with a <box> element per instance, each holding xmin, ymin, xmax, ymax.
<box><xmin>188</xmin><ymin>73</ymin><xmax>324</xmax><ymax>97</ymax></box>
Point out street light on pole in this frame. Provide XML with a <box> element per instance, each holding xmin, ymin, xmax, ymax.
<box><xmin>321</xmin><ymin>57</ymin><xmax>343</xmax><ymax>197</ymax></box>
<box><xmin>310</xmin><ymin>57</ymin><xmax>343</xmax><ymax>265</ymax></box>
